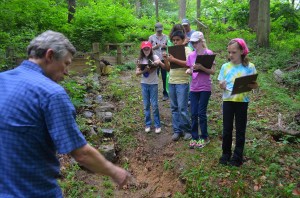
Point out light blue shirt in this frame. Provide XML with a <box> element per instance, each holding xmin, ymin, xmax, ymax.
<box><xmin>218</xmin><ymin>62</ymin><xmax>257</xmax><ymax>102</ymax></box>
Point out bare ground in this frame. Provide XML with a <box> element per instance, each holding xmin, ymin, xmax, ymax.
<box><xmin>61</xmin><ymin>70</ymin><xmax>192</xmax><ymax>198</ymax></box>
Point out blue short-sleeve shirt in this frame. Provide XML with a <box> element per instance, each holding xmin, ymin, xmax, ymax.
<box><xmin>0</xmin><ymin>60</ymin><xmax>87</xmax><ymax>197</ymax></box>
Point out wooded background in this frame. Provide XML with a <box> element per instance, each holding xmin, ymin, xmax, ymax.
<box><xmin>0</xmin><ymin>0</ymin><xmax>299</xmax><ymax>70</ymax></box>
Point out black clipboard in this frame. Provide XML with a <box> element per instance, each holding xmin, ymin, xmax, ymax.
<box><xmin>231</xmin><ymin>74</ymin><xmax>258</xmax><ymax>95</ymax></box>
<box><xmin>193</xmin><ymin>54</ymin><xmax>216</xmax><ymax>72</ymax></box>
<box><xmin>167</xmin><ymin>45</ymin><xmax>186</xmax><ymax>69</ymax></box>
<box><xmin>138</xmin><ymin>64</ymin><xmax>158</xmax><ymax>71</ymax></box>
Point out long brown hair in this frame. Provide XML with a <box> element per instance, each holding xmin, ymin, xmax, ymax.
<box><xmin>138</xmin><ymin>49</ymin><xmax>154</xmax><ymax>64</ymax></box>
<box><xmin>228</xmin><ymin>40</ymin><xmax>249</xmax><ymax>66</ymax></box>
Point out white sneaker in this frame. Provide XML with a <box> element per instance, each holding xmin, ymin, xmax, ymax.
<box><xmin>155</xmin><ymin>127</ymin><xmax>161</xmax><ymax>134</ymax></box>
<box><xmin>145</xmin><ymin>127</ymin><xmax>151</xmax><ymax>133</ymax></box>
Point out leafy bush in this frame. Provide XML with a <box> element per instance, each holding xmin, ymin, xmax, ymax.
<box><xmin>282</xmin><ymin>68</ymin><xmax>300</xmax><ymax>90</ymax></box>
<box><xmin>69</xmin><ymin>0</ymin><xmax>138</xmax><ymax>51</ymax></box>
<box><xmin>271</xmin><ymin>2</ymin><xmax>300</xmax><ymax>32</ymax></box>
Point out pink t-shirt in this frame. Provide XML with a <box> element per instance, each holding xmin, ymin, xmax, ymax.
<box><xmin>186</xmin><ymin>49</ymin><xmax>213</xmax><ymax>92</ymax></box>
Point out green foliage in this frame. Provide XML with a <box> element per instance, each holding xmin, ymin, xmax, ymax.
<box><xmin>271</xmin><ymin>2</ymin><xmax>300</xmax><ymax>32</ymax></box>
<box><xmin>227</xmin><ymin>1</ymin><xmax>249</xmax><ymax>28</ymax></box>
<box><xmin>59</xmin><ymin>164</ymin><xmax>94</xmax><ymax>197</ymax></box>
<box><xmin>70</xmin><ymin>1</ymin><xmax>136</xmax><ymax>50</ymax></box>
<box><xmin>282</xmin><ymin>68</ymin><xmax>300</xmax><ymax>90</ymax></box>
<box><xmin>60</xmin><ymin>78</ymin><xmax>86</xmax><ymax>108</ymax></box>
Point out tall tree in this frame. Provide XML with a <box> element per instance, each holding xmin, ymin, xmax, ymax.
<box><xmin>68</xmin><ymin>0</ymin><xmax>76</xmax><ymax>23</ymax></box>
<box><xmin>257</xmin><ymin>0</ymin><xmax>270</xmax><ymax>47</ymax></box>
<box><xmin>136</xmin><ymin>0</ymin><xmax>141</xmax><ymax>17</ymax></box>
<box><xmin>196</xmin><ymin>0</ymin><xmax>201</xmax><ymax>17</ymax></box>
<box><xmin>155</xmin><ymin>0</ymin><xmax>159</xmax><ymax>22</ymax></box>
<box><xmin>179</xmin><ymin>0</ymin><xmax>186</xmax><ymax>20</ymax></box>
<box><xmin>248</xmin><ymin>0</ymin><xmax>259</xmax><ymax>31</ymax></box>
<box><xmin>196</xmin><ymin>0</ymin><xmax>201</xmax><ymax>29</ymax></box>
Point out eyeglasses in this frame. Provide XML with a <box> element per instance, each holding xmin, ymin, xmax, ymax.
<box><xmin>191</xmin><ymin>41</ymin><xmax>200</xmax><ymax>45</ymax></box>
<box><xmin>143</xmin><ymin>47</ymin><xmax>151</xmax><ymax>51</ymax></box>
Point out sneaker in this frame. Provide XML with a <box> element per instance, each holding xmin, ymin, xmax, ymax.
<box><xmin>183</xmin><ymin>133</ymin><xmax>192</xmax><ymax>140</ymax></box>
<box><xmin>195</xmin><ymin>139</ymin><xmax>205</xmax><ymax>149</ymax></box>
<box><xmin>201</xmin><ymin>138</ymin><xmax>210</xmax><ymax>145</ymax></box>
<box><xmin>162</xmin><ymin>96</ymin><xmax>169</xmax><ymax>101</ymax></box>
<box><xmin>189</xmin><ymin>140</ymin><xmax>197</xmax><ymax>149</ymax></box>
<box><xmin>145</xmin><ymin>127</ymin><xmax>151</xmax><ymax>133</ymax></box>
<box><xmin>219</xmin><ymin>154</ymin><xmax>231</xmax><ymax>165</ymax></box>
<box><xmin>155</xmin><ymin>127</ymin><xmax>161</xmax><ymax>134</ymax></box>
<box><xmin>172</xmin><ymin>133</ymin><xmax>181</xmax><ymax>141</ymax></box>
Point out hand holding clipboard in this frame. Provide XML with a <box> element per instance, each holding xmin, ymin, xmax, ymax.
<box><xmin>193</xmin><ymin>54</ymin><xmax>216</xmax><ymax>72</ymax></box>
<box><xmin>231</xmin><ymin>74</ymin><xmax>258</xmax><ymax>95</ymax></box>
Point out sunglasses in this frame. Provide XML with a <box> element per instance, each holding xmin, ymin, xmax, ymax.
<box><xmin>191</xmin><ymin>41</ymin><xmax>200</xmax><ymax>45</ymax></box>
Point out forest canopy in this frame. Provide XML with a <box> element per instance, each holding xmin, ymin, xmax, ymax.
<box><xmin>0</xmin><ymin>0</ymin><xmax>299</xmax><ymax>65</ymax></box>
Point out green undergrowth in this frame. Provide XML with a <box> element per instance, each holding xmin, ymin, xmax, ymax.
<box><xmin>100</xmin><ymin>53</ymin><xmax>299</xmax><ymax>197</ymax></box>
<box><xmin>60</xmin><ymin>29</ymin><xmax>299</xmax><ymax>197</ymax></box>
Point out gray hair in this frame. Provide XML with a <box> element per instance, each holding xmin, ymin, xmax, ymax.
<box><xmin>27</xmin><ymin>30</ymin><xmax>76</xmax><ymax>60</ymax></box>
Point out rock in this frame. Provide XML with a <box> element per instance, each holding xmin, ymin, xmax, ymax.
<box><xmin>88</xmin><ymin>127</ymin><xmax>97</xmax><ymax>136</ymax></box>
<box><xmin>83</xmin><ymin>110</ymin><xmax>93</xmax><ymax>118</ymax></box>
<box><xmin>274</xmin><ymin>69</ymin><xmax>284</xmax><ymax>83</ymax></box>
<box><xmin>84</xmin><ymin>97</ymin><xmax>93</xmax><ymax>105</ymax></box>
<box><xmin>100</xmin><ymin>128</ymin><xmax>114</xmax><ymax>137</ymax></box>
<box><xmin>96</xmin><ymin>112</ymin><xmax>113</xmax><ymax>122</ymax></box>
<box><xmin>95</xmin><ymin>95</ymin><xmax>103</xmax><ymax>103</ymax></box>
<box><xmin>98</xmin><ymin>144</ymin><xmax>117</xmax><ymax>162</ymax></box>
<box><xmin>95</xmin><ymin>102</ymin><xmax>115</xmax><ymax>112</ymax></box>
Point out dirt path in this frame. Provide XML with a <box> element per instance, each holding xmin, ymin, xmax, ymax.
<box><xmin>113</xmin><ymin>70</ymin><xmax>187</xmax><ymax>197</ymax></box>
<box><xmin>65</xmin><ymin>70</ymin><xmax>191</xmax><ymax>198</ymax></box>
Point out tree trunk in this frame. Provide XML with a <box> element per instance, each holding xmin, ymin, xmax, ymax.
<box><xmin>155</xmin><ymin>0</ymin><xmax>159</xmax><ymax>22</ymax></box>
<box><xmin>257</xmin><ymin>0</ymin><xmax>270</xmax><ymax>47</ymax></box>
<box><xmin>196</xmin><ymin>0</ymin><xmax>201</xmax><ymax>30</ymax></box>
<box><xmin>179</xmin><ymin>0</ymin><xmax>186</xmax><ymax>21</ymax></box>
<box><xmin>68</xmin><ymin>0</ymin><xmax>76</xmax><ymax>23</ymax></box>
<box><xmin>136</xmin><ymin>0</ymin><xmax>141</xmax><ymax>17</ymax></box>
<box><xmin>248</xmin><ymin>0</ymin><xmax>259</xmax><ymax>32</ymax></box>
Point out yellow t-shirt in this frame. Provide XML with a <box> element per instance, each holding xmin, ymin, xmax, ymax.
<box><xmin>169</xmin><ymin>47</ymin><xmax>192</xmax><ymax>84</ymax></box>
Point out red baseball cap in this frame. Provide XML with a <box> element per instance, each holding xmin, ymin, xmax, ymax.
<box><xmin>140</xmin><ymin>41</ymin><xmax>152</xmax><ymax>49</ymax></box>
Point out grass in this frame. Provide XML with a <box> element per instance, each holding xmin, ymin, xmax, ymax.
<box><xmin>59</xmin><ymin>29</ymin><xmax>299</xmax><ymax>197</ymax></box>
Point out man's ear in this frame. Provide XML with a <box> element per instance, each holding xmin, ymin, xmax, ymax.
<box><xmin>45</xmin><ymin>49</ymin><xmax>54</xmax><ymax>62</ymax></box>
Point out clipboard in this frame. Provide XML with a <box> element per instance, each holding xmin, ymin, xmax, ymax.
<box><xmin>193</xmin><ymin>54</ymin><xmax>216</xmax><ymax>72</ymax></box>
<box><xmin>138</xmin><ymin>64</ymin><xmax>158</xmax><ymax>70</ymax></box>
<box><xmin>167</xmin><ymin>45</ymin><xmax>186</xmax><ymax>69</ymax></box>
<box><xmin>231</xmin><ymin>74</ymin><xmax>258</xmax><ymax>95</ymax></box>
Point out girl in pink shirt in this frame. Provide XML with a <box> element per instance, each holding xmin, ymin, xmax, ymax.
<box><xmin>186</xmin><ymin>31</ymin><xmax>216</xmax><ymax>149</ymax></box>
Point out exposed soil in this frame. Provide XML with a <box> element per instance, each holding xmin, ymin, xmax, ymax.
<box><xmin>61</xmin><ymin>70</ymin><xmax>191</xmax><ymax>198</ymax></box>
<box><xmin>60</xmin><ymin>69</ymin><xmax>300</xmax><ymax>197</ymax></box>
<box><xmin>113</xmin><ymin>70</ymin><xmax>187</xmax><ymax>198</ymax></box>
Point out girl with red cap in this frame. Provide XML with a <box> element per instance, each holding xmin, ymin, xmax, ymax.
<box><xmin>218</xmin><ymin>38</ymin><xmax>258</xmax><ymax>167</ymax></box>
<box><xmin>136</xmin><ymin>41</ymin><xmax>165</xmax><ymax>134</ymax></box>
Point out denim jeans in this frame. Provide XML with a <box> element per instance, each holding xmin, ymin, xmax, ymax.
<box><xmin>169</xmin><ymin>83</ymin><xmax>191</xmax><ymax>134</ymax></box>
<box><xmin>190</xmin><ymin>91</ymin><xmax>211</xmax><ymax>140</ymax></box>
<box><xmin>141</xmin><ymin>83</ymin><xmax>160</xmax><ymax>128</ymax></box>
<box><xmin>222</xmin><ymin>101</ymin><xmax>248</xmax><ymax>162</ymax></box>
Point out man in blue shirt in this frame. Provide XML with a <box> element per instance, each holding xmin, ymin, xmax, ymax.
<box><xmin>0</xmin><ymin>30</ymin><xmax>131</xmax><ymax>197</ymax></box>
<box><xmin>182</xmin><ymin>18</ymin><xmax>196</xmax><ymax>48</ymax></box>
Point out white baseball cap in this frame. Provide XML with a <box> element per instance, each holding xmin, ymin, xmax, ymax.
<box><xmin>190</xmin><ymin>31</ymin><xmax>205</xmax><ymax>42</ymax></box>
